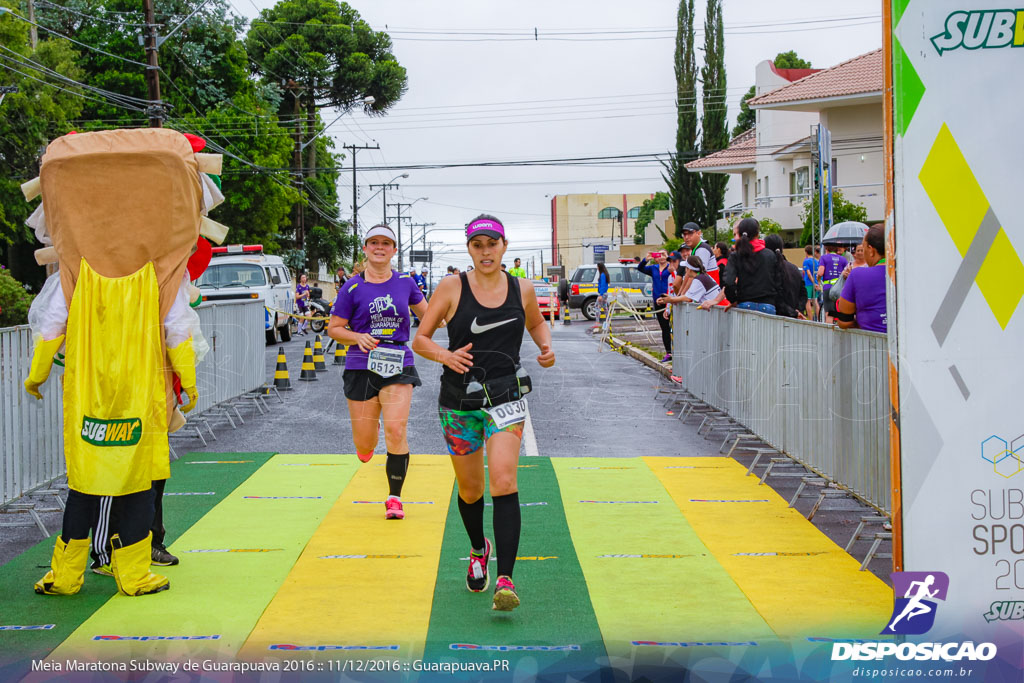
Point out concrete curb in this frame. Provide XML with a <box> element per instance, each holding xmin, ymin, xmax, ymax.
<box><xmin>603</xmin><ymin>333</ymin><xmax>672</xmax><ymax>377</ymax></box>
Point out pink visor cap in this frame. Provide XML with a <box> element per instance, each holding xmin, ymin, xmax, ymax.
<box><xmin>466</xmin><ymin>218</ymin><xmax>505</xmax><ymax>242</ymax></box>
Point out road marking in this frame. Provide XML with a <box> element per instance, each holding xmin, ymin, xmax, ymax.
<box><xmin>523</xmin><ymin>408</ymin><xmax>540</xmax><ymax>457</ymax></box>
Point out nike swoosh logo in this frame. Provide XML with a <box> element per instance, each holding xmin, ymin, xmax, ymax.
<box><xmin>470</xmin><ymin>317</ymin><xmax>516</xmax><ymax>334</ymax></box>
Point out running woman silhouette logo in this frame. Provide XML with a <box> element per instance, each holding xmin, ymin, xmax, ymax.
<box><xmin>882</xmin><ymin>571</ymin><xmax>950</xmax><ymax>635</ymax></box>
<box><xmin>368</xmin><ymin>294</ymin><xmax>399</xmax><ymax>317</ymax></box>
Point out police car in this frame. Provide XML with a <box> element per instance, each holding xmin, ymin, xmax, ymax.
<box><xmin>564</xmin><ymin>262</ymin><xmax>654</xmax><ymax>320</ymax></box>
<box><xmin>196</xmin><ymin>244</ymin><xmax>295</xmax><ymax>344</ymax></box>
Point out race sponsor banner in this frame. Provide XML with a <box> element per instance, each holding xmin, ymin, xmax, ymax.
<box><xmin>890</xmin><ymin>0</ymin><xmax>1024</xmax><ymax>649</ymax></box>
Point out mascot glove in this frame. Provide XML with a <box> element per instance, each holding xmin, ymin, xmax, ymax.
<box><xmin>167</xmin><ymin>338</ymin><xmax>199</xmax><ymax>413</ymax></box>
<box><xmin>24</xmin><ymin>334</ymin><xmax>65</xmax><ymax>400</ymax></box>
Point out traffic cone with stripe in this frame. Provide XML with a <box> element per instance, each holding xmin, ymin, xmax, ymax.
<box><xmin>273</xmin><ymin>349</ymin><xmax>291</xmax><ymax>391</ymax></box>
<box><xmin>563</xmin><ymin>300</ymin><xmax>571</xmax><ymax>325</ymax></box>
<box><xmin>334</xmin><ymin>342</ymin><xmax>347</xmax><ymax>365</ymax></box>
<box><xmin>313</xmin><ymin>335</ymin><xmax>328</xmax><ymax>372</ymax></box>
<box><xmin>299</xmin><ymin>341</ymin><xmax>318</xmax><ymax>381</ymax></box>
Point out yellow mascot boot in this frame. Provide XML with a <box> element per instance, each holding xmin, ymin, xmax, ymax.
<box><xmin>111</xmin><ymin>533</ymin><xmax>170</xmax><ymax>596</ymax></box>
<box><xmin>34</xmin><ymin>537</ymin><xmax>90</xmax><ymax>595</ymax></box>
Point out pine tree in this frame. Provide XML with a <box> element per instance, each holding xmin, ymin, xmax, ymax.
<box><xmin>663</xmin><ymin>0</ymin><xmax>703</xmax><ymax>237</ymax></box>
<box><xmin>699</xmin><ymin>0</ymin><xmax>728</xmax><ymax>238</ymax></box>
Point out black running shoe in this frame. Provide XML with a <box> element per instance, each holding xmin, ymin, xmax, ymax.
<box><xmin>466</xmin><ymin>538</ymin><xmax>491</xmax><ymax>592</ymax></box>
<box><xmin>151</xmin><ymin>543</ymin><xmax>179</xmax><ymax>566</ymax></box>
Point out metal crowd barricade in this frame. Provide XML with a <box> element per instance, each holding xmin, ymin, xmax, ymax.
<box><xmin>671</xmin><ymin>303</ymin><xmax>891</xmax><ymax>514</ymax></box>
<box><xmin>1</xmin><ymin>326</ymin><xmax>65</xmax><ymax>508</ymax></box>
<box><xmin>1</xmin><ymin>299</ymin><xmax>265</xmax><ymax>511</ymax></box>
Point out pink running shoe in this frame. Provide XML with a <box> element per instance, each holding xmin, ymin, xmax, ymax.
<box><xmin>492</xmin><ymin>575</ymin><xmax>519</xmax><ymax>611</ymax></box>
<box><xmin>385</xmin><ymin>497</ymin><xmax>404</xmax><ymax>520</ymax></box>
<box><xmin>357</xmin><ymin>451</ymin><xmax>373</xmax><ymax>463</ymax></box>
<box><xmin>466</xmin><ymin>538</ymin><xmax>492</xmax><ymax>592</ymax></box>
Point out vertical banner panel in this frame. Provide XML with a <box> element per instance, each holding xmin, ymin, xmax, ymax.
<box><xmin>891</xmin><ymin>0</ymin><xmax>1024</xmax><ymax>656</ymax></box>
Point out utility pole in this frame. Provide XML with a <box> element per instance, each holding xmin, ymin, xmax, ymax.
<box><xmin>408</xmin><ymin>221</ymin><xmax>435</xmax><ymax>251</ymax></box>
<box><xmin>388</xmin><ymin>202</ymin><xmax>412</xmax><ymax>271</ymax></box>
<box><xmin>343</xmin><ymin>143</ymin><xmax>380</xmax><ymax>261</ymax></box>
<box><xmin>26</xmin><ymin>0</ymin><xmax>37</xmax><ymax>49</ymax></box>
<box><xmin>287</xmin><ymin>81</ymin><xmax>305</xmax><ymax>248</ymax></box>
<box><xmin>369</xmin><ymin>182</ymin><xmax>400</xmax><ymax>229</ymax></box>
<box><xmin>142</xmin><ymin>0</ymin><xmax>163</xmax><ymax>128</ymax></box>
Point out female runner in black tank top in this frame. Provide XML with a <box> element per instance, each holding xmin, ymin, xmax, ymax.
<box><xmin>413</xmin><ymin>214</ymin><xmax>555</xmax><ymax>612</ymax></box>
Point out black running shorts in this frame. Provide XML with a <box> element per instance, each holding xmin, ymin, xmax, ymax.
<box><xmin>342</xmin><ymin>367</ymin><xmax>422</xmax><ymax>401</ymax></box>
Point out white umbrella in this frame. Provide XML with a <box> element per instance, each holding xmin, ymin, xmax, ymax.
<box><xmin>822</xmin><ymin>221</ymin><xmax>868</xmax><ymax>246</ymax></box>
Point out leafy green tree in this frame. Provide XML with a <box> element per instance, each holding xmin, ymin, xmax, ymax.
<box><xmin>664</xmin><ymin>0</ymin><xmax>703</xmax><ymax>238</ymax></box>
<box><xmin>177</xmin><ymin>92</ymin><xmax>300</xmax><ymax>252</ymax></box>
<box><xmin>732</xmin><ymin>51</ymin><xmax>812</xmax><ymax>138</ymax></box>
<box><xmin>799</xmin><ymin>189</ymin><xmax>867</xmax><ymax>246</ymax></box>
<box><xmin>633</xmin><ymin>192</ymin><xmax>672</xmax><ymax>243</ymax></box>
<box><xmin>246</xmin><ymin>0</ymin><xmax>407</xmax><ymax>252</ymax></box>
<box><xmin>699</xmin><ymin>0</ymin><xmax>727</xmax><ymax>237</ymax></box>
<box><xmin>774</xmin><ymin>50</ymin><xmax>812</xmax><ymax>70</ymax></box>
<box><xmin>740</xmin><ymin>210</ymin><xmax>781</xmax><ymax>234</ymax></box>
<box><xmin>0</xmin><ymin>2</ymin><xmax>85</xmax><ymax>286</ymax></box>
<box><xmin>731</xmin><ymin>85</ymin><xmax>756</xmax><ymax>138</ymax></box>
<box><xmin>0</xmin><ymin>266</ymin><xmax>34</xmax><ymax>326</ymax></box>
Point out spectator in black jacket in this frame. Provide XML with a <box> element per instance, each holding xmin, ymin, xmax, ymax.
<box><xmin>764</xmin><ymin>233</ymin><xmax>806</xmax><ymax>319</ymax></box>
<box><xmin>716</xmin><ymin>218</ymin><xmax>781</xmax><ymax>314</ymax></box>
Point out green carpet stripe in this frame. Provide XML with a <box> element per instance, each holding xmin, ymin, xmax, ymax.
<box><xmin>422</xmin><ymin>458</ymin><xmax>606</xmax><ymax>677</ymax></box>
<box><xmin>551</xmin><ymin>457</ymin><xmax>774</xmax><ymax>658</ymax></box>
<box><xmin>0</xmin><ymin>452</ymin><xmax>272</xmax><ymax>680</ymax></box>
<box><xmin>40</xmin><ymin>454</ymin><xmax>358</xmax><ymax>664</ymax></box>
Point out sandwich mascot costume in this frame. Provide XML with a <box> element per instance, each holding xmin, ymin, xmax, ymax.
<box><xmin>21</xmin><ymin>128</ymin><xmax>229</xmax><ymax>596</ymax></box>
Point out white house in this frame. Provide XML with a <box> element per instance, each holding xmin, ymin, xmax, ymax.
<box><xmin>687</xmin><ymin>50</ymin><xmax>884</xmax><ymax>241</ymax></box>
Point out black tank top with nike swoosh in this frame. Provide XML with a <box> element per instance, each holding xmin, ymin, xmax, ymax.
<box><xmin>441</xmin><ymin>271</ymin><xmax>526</xmax><ymax>397</ymax></box>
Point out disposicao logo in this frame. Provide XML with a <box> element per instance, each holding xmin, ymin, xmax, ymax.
<box><xmin>882</xmin><ymin>571</ymin><xmax>949</xmax><ymax>635</ymax></box>
<box><xmin>81</xmin><ymin>416</ymin><xmax>141</xmax><ymax>447</ymax></box>
<box><xmin>931</xmin><ymin>10</ymin><xmax>1024</xmax><ymax>55</ymax></box>
<box><xmin>831</xmin><ymin>571</ymin><xmax>998</xmax><ymax>662</ymax></box>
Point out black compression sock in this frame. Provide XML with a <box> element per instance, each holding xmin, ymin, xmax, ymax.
<box><xmin>386</xmin><ymin>453</ymin><xmax>409</xmax><ymax>497</ymax></box>
<box><xmin>492</xmin><ymin>492</ymin><xmax>521</xmax><ymax>578</ymax></box>
<box><xmin>457</xmin><ymin>494</ymin><xmax>486</xmax><ymax>551</ymax></box>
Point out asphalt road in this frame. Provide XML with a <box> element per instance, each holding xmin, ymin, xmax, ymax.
<box><xmin>0</xmin><ymin>314</ymin><xmax>892</xmax><ymax>583</ymax></box>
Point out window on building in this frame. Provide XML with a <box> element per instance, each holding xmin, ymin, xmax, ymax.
<box><xmin>598</xmin><ymin>207</ymin><xmax>621</xmax><ymax>219</ymax></box>
<box><xmin>790</xmin><ymin>166</ymin><xmax>809</xmax><ymax>205</ymax></box>
<box><xmin>764</xmin><ymin>176</ymin><xmax>770</xmax><ymax>207</ymax></box>
<box><xmin>756</xmin><ymin>178</ymin><xmax>761</xmax><ymax>196</ymax></box>
<box><xmin>627</xmin><ymin>207</ymin><xmax>640</xmax><ymax>219</ymax></box>
<box><xmin>831</xmin><ymin>158</ymin><xmax>838</xmax><ymax>185</ymax></box>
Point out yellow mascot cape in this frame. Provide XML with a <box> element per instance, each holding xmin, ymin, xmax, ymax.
<box><xmin>29</xmin><ymin>129</ymin><xmax>211</xmax><ymax>496</ymax></box>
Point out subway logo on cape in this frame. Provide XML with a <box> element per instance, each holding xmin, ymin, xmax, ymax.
<box><xmin>931</xmin><ymin>10</ymin><xmax>1024</xmax><ymax>55</ymax></box>
<box><xmin>81</xmin><ymin>416</ymin><xmax>142</xmax><ymax>447</ymax></box>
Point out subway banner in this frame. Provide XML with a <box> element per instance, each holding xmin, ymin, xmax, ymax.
<box><xmin>889</xmin><ymin>0</ymin><xmax>1024</xmax><ymax>666</ymax></box>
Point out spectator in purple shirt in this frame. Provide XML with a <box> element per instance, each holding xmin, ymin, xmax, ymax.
<box><xmin>837</xmin><ymin>226</ymin><xmax>888</xmax><ymax>333</ymax></box>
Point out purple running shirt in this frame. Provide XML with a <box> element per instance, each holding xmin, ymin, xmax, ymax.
<box><xmin>839</xmin><ymin>264</ymin><xmax>887</xmax><ymax>333</ymax></box>
<box><xmin>331</xmin><ymin>271</ymin><xmax>424</xmax><ymax>370</ymax></box>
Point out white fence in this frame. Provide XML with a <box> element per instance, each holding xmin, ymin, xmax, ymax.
<box><xmin>672</xmin><ymin>304</ymin><xmax>891</xmax><ymax>514</ymax></box>
<box><xmin>0</xmin><ymin>300</ymin><xmax>264</xmax><ymax>507</ymax></box>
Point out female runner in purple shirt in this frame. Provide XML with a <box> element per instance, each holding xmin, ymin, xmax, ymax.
<box><xmin>327</xmin><ymin>225</ymin><xmax>429</xmax><ymax>521</ymax></box>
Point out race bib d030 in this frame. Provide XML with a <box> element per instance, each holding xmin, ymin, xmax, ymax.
<box><xmin>484</xmin><ymin>399</ymin><xmax>528</xmax><ymax>430</ymax></box>
<box><xmin>367</xmin><ymin>347</ymin><xmax>405</xmax><ymax>378</ymax></box>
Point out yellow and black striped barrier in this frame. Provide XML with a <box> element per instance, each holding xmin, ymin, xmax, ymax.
<box><xmin>334</xmin><ymin>343</ymin><xmax>347</xmax><ymax>365</ymax></box>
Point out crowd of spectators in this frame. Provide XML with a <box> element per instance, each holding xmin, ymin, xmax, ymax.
<box><xmin>635</xmin><ymin>217</ymin><xmax>888</xmax><ymax>363</ymax></box>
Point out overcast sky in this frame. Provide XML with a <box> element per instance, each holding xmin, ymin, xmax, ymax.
<box><xmin>238</xmin><ymin>0</ymin><xmax>884</xmax><ymax>273</ymax></box>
